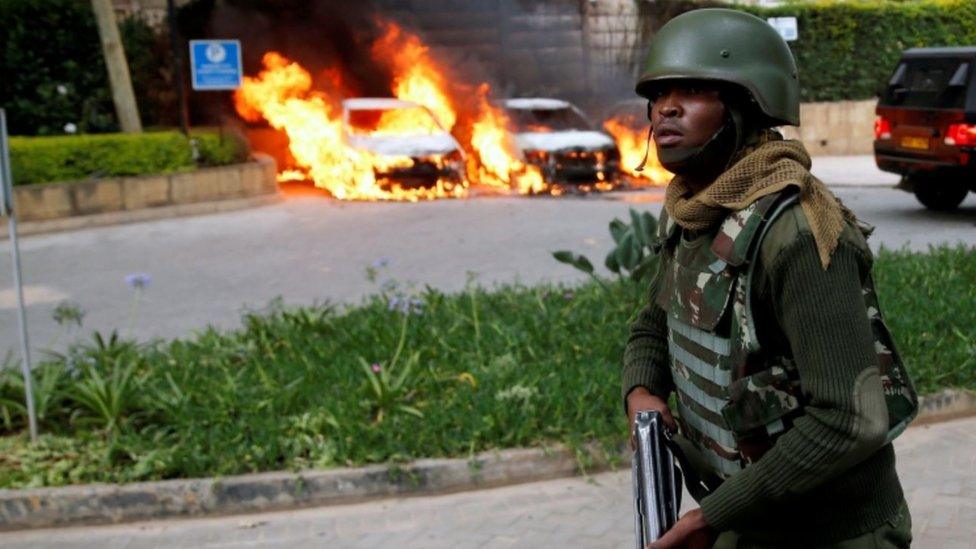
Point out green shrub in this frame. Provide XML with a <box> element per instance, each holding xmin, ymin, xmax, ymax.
<box><xmin>193</xmin><ymin>130</ymin><xmax>251</xmax><ymax>167</ymax></box>
<box><xmin>0</xmin><ymin>245</ymin><xmax>970</xmax><ymax>488</ymax></box>
<box><xmin>874</xmin><ymin>245</ymin><xmax>976</xmax><ymax>394</ymax></box>
<box><xmin>8</xmin><ymin>131</ymin><xmax>250</xmax><ymax>185</ymax></box>
<box><xmin>742</xmin><ymin>0</ymin><xmax>976</xmax><ymax>102</ymax></box>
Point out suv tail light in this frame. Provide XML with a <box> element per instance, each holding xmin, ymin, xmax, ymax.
<box><xmin>944</xmin><ymin>123</ymin><xmax>976</xmax><ymax>146</ymax></box>
<box><xmin>874</xmin><ymin>116</ymin><xmax>891</xmax><ymax>139</ymax></box>
<box><xmin>874</xmin><ymin>117</ymin><xmax>892</xmax><ymax>140</ymax></box>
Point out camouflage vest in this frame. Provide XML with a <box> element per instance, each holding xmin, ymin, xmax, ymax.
<box><xmin>654</xmin><ymin>191</ymin><xmax>918</xmax><ymax>480</ymax></box>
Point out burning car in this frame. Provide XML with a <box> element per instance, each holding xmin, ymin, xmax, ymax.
<box><xmin>342</xmin><ymin>98</ymin><xmax>466</xmax><ymax>191</ymax></box>
<box><xmin>500</xmin><ymin>98</ymin><xmax>620</xmax><ymax>187</ymax></box>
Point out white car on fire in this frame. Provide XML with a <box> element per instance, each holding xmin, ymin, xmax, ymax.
<box><xmin>501</xmin><ymin>98</ymin><xmax>620</xmax><ymax>185</ymax></box>
<box><xmin>341</xmin><ymin>98</ymin><xmax>466</xmax><ymax>188</ymax></box>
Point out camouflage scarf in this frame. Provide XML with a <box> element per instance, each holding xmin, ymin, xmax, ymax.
<box><xmin>664</xmin><ymin>131</ymin><xmax>856</xmax><ymax>268</ymax></box>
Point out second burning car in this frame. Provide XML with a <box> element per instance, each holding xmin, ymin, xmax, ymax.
<box><xmin>501</xmin><ymin>98</ymin><xmax>620</xmax><ymax>186</ymax></box>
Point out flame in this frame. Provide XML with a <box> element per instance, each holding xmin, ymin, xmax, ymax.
<box><xmin>234</xmin><ymin>52</ymin><xmax>465</xmax><ymax>202</ymax></box>
<box><xmin>466</xmin><ymin>85</ymin><xmax>547</xmax><ymax>194</ymax></box>
<box><xmin>374</xmin><ymin>22</ymin><xmax>456</xmax><ymax>131</ymax></box>
<box><xmin>277</xmin><ymin>169</ymin><xmax>306</xmax><ymax>183</ymax></box>
<box><xmin>235</xmin><ymin>22</ymin><xmax>607</xmax><ymax>201</ymax></box>
<box><xmin>603</xmin><ymin>115</ymin><xmax>671</xmax><ymax>186</ymax></box>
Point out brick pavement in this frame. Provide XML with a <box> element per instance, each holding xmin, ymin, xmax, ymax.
<box><xmin>2</xmin><ymin>416</ymin><xmax>974</xmax><ymax>548</ymax></box>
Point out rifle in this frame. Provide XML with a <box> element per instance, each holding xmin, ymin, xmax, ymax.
<box><xmin>632</xmin><ymin>409</ymin><xmax>682</xmax><ymax>547</ymax></box>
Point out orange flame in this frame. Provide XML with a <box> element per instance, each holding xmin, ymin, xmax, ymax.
<box><xmin>374</xmin><ymin>22</ymin><xmax>457</xmax><ymax>131</ymax></box>
<box><xmin>234</xmin><ymin>52</ymin><xmax>465</xmax><ymax>202</ymax></box>
<box><xmin>466</xmin><ymin>85</ymin><xmax>547</xmax><ymax>194</ymax></box>
<box><xmin>235</xmin><ymin>22</ymin><xmax>606</xmax><ymax>200</ymax></box>
<box><xmin>603</xmin><ymin>115</ymin><xmax>671</xmax><ymax>186</ymax></box>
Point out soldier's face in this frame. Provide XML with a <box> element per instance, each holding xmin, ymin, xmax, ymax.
<box><xmin>648</xmin><ymin>82</ymin><xmax>727</xmax><ymax>151</ymax></box>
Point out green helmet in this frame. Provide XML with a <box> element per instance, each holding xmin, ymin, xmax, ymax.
<box><xmin>635</xmin><ymin>8</ymin><xmax>800</xmax><ymax>127</ymax></box>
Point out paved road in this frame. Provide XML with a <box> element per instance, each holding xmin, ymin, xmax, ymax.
<box><xmin>0</xmin><ymin>157</ymin><xmax>973</xmax><ymax>356</ymax></box>
<box><xmin>3</xmin><ymin>416</ymin><xmax>974</xmax><ymax>548</ymax></box>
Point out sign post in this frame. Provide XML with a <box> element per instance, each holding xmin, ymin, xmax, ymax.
<box><xmin>0</xmin><ymin>109</ymin><xmax>37</xmax><ymax>443</ymax></box>
<box><xmin>189</xmin><ymin>40</ymin><xmax>243</xmax><ymax>91</ymax></box>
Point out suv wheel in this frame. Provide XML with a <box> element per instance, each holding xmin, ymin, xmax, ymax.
<box><xmin>912</xmin><ymin>179</ymin><xmax>969</xmax><ymax>211</ymax></box>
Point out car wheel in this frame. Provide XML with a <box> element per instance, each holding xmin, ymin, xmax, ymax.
<box><xmin>912</xmin><ymin>179</ymin><xmax>969</xmax><ymax>211</ymax></box>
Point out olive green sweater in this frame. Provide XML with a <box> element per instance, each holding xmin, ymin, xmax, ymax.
<box><xmin>622</xmin><ymin>203</ymin><xmax>905</xmax><ymax>545</ymax></box>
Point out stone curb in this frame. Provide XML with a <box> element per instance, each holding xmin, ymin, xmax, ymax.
<box><xmin>0</xmin><ymin>390</ymin><xmax>972</xmax><ymax>531</ymax></box>
<box><xmin>0</xmin><ymin>444</ymin><xmax>620</xmax><ymax>532</ymax></box>
<box><xmin>0</xmin><ymin>194</ymin><xmax>283</xmax><ymax>239</ymax></box>
<box><xmin>1</xmin><ymin>154</ymin><xmax>279</xmax><ymax>237</ymax></box>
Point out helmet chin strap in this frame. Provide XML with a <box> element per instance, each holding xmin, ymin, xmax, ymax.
<box><xmin>636</xmin><ymin>104</ymin><xmax>747</xmax><ymax>177</ymax></box>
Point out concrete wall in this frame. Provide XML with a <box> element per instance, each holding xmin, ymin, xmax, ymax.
<box><xmin>11</xmin><ymin>155</ymin><xmax>278</xmax><ymax>223</ymax></box>
<box><xmin>781</xmin><ymin>99</ymin><xmax>877</xmax><ymax>156</ymax></box>
<box><xmin>377</xmin><ymin>0</ymin><xmax>591</xmax><ymax>101</ymax></box>
<box><xmin>583</xmin><ymin>0</ymin><xmax>643</xmax><ymax>85</ymax></box>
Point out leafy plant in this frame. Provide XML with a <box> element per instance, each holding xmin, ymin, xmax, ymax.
<box><xmin>358</xmin><ymin>354</ymin><xmax>423</xmax><ymax>424</ymax></box>
<box><xmin>553</xmin><ymin>207</ymin><xmax>659</xmax><ymax>299</ymax></box>
<box><xmin>0</xmin><ymin>246</ymin><xmax>969</xmax><ymax>488</ymax></box>
<box><xmin>69</xmin><ymin>356</ymin><xmax>142</xmax><ymax>435</ymax></box>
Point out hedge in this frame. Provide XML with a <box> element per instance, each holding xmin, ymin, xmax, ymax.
<box><xmin>8</xmin><ymin>131</ymin><xmax>250</xmax><ymax>186</ymax></box>
<box><xmin>742</xmin><ymin>0</ymin><xmax>976</xmax><ymax>102</ymax></box>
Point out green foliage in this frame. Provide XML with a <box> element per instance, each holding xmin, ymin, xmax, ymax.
<box><xmin>873</xmin><ymin>245</ymin><xmax>976</xmax><ymax>394</ymax></box>
<box><xmin>0</xmin><ymin>0</ymin><xmax>172</xmax><ymax>135</ymax></box>
<box><xmin>193</xmin><ymin>130</ymin><xmax>251</xmax><ymax>167</ymax></box>
<box><xmin>8</xmin><ymin>131</ymin><xmax>250</xmax><ymax>185</ymax></box>
<box><xmin>0</xmin><ymin>245</ymin><xmax>970</xmax><ymax>488</ymax></box>
<box><xmin>742</xmin><ymin>0</ymin><xmax>976</xmax><ymax>101</ymax></box>
<box><xmin>554</xmin><ymin>207</ymin><xmax>659</xmax><ymax>299</ymax></box>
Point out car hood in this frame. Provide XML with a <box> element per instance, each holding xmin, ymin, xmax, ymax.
<box><xmin>347</xmin><ymin>133</ymin><xmax>459</xmax><ymax>157</ymax></box>
<box><xmin>514</xmin><ymin>131</ymin><xmax>616</xmax><ymax>153</ymax></box>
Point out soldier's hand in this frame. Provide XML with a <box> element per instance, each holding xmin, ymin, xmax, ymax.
<box><xmin>647</xmin><ymin>508</ymin><xmax>716</xmax><ymax>549</ymax></box>
<box><xmin>626</xmin><ymin>387</ymin><xmax>676</xmax><ymax>449</ymax></box>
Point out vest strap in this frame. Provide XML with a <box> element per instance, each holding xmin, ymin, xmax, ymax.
<box><xmin>741</xmin><ymin>193</ymin><xmax>801</xmax><ymax>355</ymax></box>
<box><xmin>669</xmin><ymin>342</ymin><xmax>733</xmax><ymax>386</ymax></box>
<box><xmin>668</xmin><ymin>316</ymin><xmax>731</xmax><ymax>356</ymax></box>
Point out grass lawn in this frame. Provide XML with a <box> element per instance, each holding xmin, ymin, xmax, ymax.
<box><xmin>0</xmin><ymin>245</ymin><xmax>972</xmax><ymax>489</ymax></box>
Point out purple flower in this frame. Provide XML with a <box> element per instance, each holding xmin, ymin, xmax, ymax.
<box><xmin>562</xmin><ymin>290</ymin><xmax>574</xmax><ymax>301</ymax></box>
<box><xmin>387</xmin><ymin>295</ymin><xmax>424</xmax><ymax>315</ymax></box>
<box><xmin>125</xmin><ymin>272</ymin><xmax>152</xmax><ymax>290</ymax></box>
<box><xmin>372</xmin><ymin>257</ymin><xmax>391</xmax><ymax>269</ymax></box>
<box><xmin>371</xmin><ymin>363</ymin><xmax>382</xmax><ymax>373</ymax></box>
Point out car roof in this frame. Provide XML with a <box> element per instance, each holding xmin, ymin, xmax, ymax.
<box><xmin>343</xmin><ymin>98</ymin><xmax>420</xmax><ymax>110</ymax></box>
<box><xmin>902</xmin><ymin>47</ymin><xmax>976</xmax><ymax>59</ymax></box>
<box><xmin>503</xmin><ymin>98</ymin><xmax>572</xmax><ymax>110</ymax></box>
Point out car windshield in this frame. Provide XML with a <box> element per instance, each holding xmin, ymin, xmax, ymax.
<box><xmin>346</xmin><ymin>106</ymin><xmax>443</xmax><ymax>136</ymax></box>
<box><xmin>505</xmin><ymin>107</ymin><xmax>592</xmax><ymax>132</ymax></box>
<box><xmin>881</xmin><ymin>58</ymin><xmax>970</xmax><ymax>109</ymax></box>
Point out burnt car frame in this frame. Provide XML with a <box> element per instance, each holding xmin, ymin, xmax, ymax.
<box><xmin>501</xmin><ymin>98</ymin><xmax>620</xmax><ymax>187</ymax></box>
<box><xmin>341</xmin><ymin>98</ymin><xmax>466</xmax><ymax>189</ymax></box>
<box><xmin>874</xmin><ymin>47</ymin><xmax>976</xmax><ymax>210</ymax></box>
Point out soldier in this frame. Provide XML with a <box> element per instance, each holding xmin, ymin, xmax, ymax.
<box><xmin>622</xmin><ymin>9</ymin><xmax>917</xmax><ymax>549</ymax></box>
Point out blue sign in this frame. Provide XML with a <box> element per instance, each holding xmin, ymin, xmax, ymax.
<box><xmin>189</xmin><ymin>40</ymin><xmax>243</xmax><ymax>91</ymax></box>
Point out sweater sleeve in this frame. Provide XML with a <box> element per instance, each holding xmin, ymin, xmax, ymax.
<box><xmin>699</xmin><ymin>232</ymin><xmax>890</xmax><ymax>531</ymax></box>
<box><xmin>621</xmin><ymin>299</ymin><xmax>674</xmax><ymax>411</ymax></box>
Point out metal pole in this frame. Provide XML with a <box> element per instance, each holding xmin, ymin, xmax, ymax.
<box><xmin>0</xmin><ymin>109</ymin><xmax>37</xmax><ymax>442</ymax></box>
